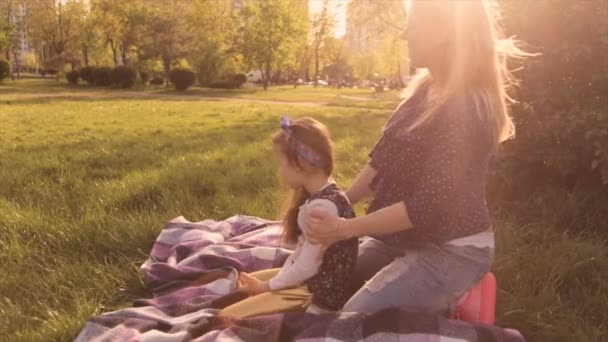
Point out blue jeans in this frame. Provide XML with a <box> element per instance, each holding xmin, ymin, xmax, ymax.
<box><xmin>343</xmin><ymin>231</ymin><xmax>495</xmax><ymax>315</ymax></box>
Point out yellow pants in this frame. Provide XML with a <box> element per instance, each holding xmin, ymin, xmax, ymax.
<box><xmin>218</xmin><ymin>268</ymin><xmax>312</xmax><ymax>319</ymax></box>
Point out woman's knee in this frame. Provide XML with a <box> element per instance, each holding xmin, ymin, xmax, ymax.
<box><xmin>344</xmin><ymin>245</ymin><xmax>493</xmax><ymax>315</ymax></box>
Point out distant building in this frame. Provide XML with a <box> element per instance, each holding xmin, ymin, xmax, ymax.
<box><xmin>343</xmin><ymin>0</ymin><xmax>410</xmax><ymax>83</ymax></box>
<box><xmin>8</xmin><ymin>2</ymin><xmax>29</xmax><ymax>75</ymax></box>
<box><xmin>344</xmin><ymin>0</ymin><xmax>381</xmax><ymax>54</ymax></box>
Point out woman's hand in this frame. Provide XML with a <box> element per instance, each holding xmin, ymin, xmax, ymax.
<box><xmin>303</xmin><ymin>208</ymin><xmax>350</xmax><ymax>245</ymax></box>
<box><xmin>237</xmin><ymin>272</ymin><xmax>269</xmax><ymax>295</ymax></box>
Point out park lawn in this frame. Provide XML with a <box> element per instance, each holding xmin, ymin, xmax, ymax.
<box><xmin>0</xmin><ymin>81</ymin><xmax>606</xmax><ymax>341</ymax></box>
<box><xmin>1</xmin><ymin>78</ymin><xmax>399</xmax><ymax>110</ymax></box>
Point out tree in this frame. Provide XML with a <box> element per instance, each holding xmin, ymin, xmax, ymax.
<box><xmin>0</xmin><ymin>1</ymin><xmax>13</xmax><ymax>60</ymax></box>
<box><xmin>238</xmin><ymin>0</ymin><xmax>306</xmax><ymax>90</ymax></box>
<box><xmin>496</xmin><ymin>0</ymin><xmax>608</xmax><ymax>187</ymax></box>
<box><xmin>139</xmin><ymin>0</ymin><xmax>194</xmax><ymax>85</ymax></box>
<box><xmin>92</xmin><ymin>0</ymin><xmax>127</xmax><ymax>66</ymax></box>
<box><xmin>119</xmin><ymin>0</ymin><xmax>147</xmax><ymax>67</ymax></box>
<box><xmin>187</xmin><ymin>0</ymin><xmax>237</xmax><ymax>86</ymax></box>
<box><xmin>378</xmin><ymin>34</ymin><xmax>408</xmax><ymax>87</ymax></box>
<box><xmin>344</xmin><ymin>0</ymin><xmax>408</xmax><ymax>83</ymax></box>
<box><xmin>352</xmin><ymin>52</ymin><xmax>377</xmax><ymax>81</ymax></box>
<box><xmin>25</xmin><ymin>0</ymin><xmax>86</xmax><ymax>79</ymax></box>
<box><xmin>28</xmin><ymin>0</ymin><xmax>84</xmax><ymax>58</ymax></box>
<box><xmin>322</xmin><ymin>37</ymin><xmax>351</xmax><ymax>87</ymax></box>
<box><xmin>75</xmin><ymin>6</ymin><xmax>101</xmax><ymax>66</ymax></box>
<box><xmin>310</xmin><ymin>0</ymin><xmax>335</xmax><ymax>86</ymax></box>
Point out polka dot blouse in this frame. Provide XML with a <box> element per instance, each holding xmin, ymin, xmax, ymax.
<box><xmin>368</xmin><ymin>86</ymin><xmax>493</xmax><ymax>249</ymax></box>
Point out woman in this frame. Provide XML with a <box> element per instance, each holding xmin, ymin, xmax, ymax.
<box><xmin>304</xmin><ymin>0</ymin><xmax>528</xmax><ymax>315</ymax></box>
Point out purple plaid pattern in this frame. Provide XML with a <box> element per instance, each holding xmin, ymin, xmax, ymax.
<box><xmin>75</xmin><ymin>215</ymin><xmax>525</xmax><ymax>342</ymax></box>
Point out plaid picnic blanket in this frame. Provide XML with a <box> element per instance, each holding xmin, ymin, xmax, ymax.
<box><xmin>76</xmin><ymin>215</ymin><xmax>525</xmax><ymax>342</ymax></box>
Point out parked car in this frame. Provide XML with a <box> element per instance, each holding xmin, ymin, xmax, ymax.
<box><xmin>246</xmin><ymin>70</ymin><xmax>263</xmax><ymax>83</ymax></box>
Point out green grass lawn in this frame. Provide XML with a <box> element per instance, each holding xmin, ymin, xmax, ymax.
<box><xmin>1</xmin><ymin>79</ymin><xmax>606</xmax><ymax>341</ymax></box>
<box><xmin>1</xmin><ymin>78</ymin><xmax>399</xmax><ymax>110</ymax></box>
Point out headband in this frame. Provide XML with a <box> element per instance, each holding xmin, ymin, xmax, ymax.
<box><xmin>280</xmin><ymin>115</ymin><xmax>326</xmax><ymax>167</ymax></box>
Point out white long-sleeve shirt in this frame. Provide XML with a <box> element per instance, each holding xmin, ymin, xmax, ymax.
<box><xmin>267</xmin><ymin>198</ymin><xmax>339</xmax><ymax>291</ymax></box>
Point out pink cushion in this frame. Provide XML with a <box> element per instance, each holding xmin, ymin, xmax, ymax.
<box><xmin>451</xmin><ymin>272</ymin><xmax>496</xmax><ymax>325</ymax></box>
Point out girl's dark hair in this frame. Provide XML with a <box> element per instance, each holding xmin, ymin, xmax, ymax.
<box><xmin>273</xmin><ymin>117</ymin><xmax>334</xmax><ymax>244</ymax></box>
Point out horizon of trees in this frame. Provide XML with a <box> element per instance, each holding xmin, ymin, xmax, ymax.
<box><xmin>0</xmin><ymin>0</ymin><xmax>409</xmax><ymax>89</ymax></box>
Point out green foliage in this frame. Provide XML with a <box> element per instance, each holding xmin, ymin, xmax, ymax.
<box><xmin>196</xmin><ymin>43</ymin><xmax>225</xmax><ymax>86</ymax></box>
<box><xmin>0</xmin><ymin>58</ymin><xmax>10</xmax><ymax>81</ymax></box>
<box><xmin>66</xmin><ymin>70</ymin><xmax>80</xmax><ymax>85</ymax></box>
<box><xmin>111</xmin><ymin>65</ymin><xmax>137</xmax><ymax>89</ymax></box>
<box><xmin>233</xmin><ymin>74</ymin><xmax>247</xmax><ymax>86</ymax></box>
<box><xmin>150</xmin><ymin>74</ymin><xmax>165</xmax><ymax>85</ymax></box>
<box><xmin>322</xmin><ymin>38</ymin><xmax>352</xmax><ymax>84</ymax></box>
<box><xmin>189</xmin><ymin>0</ymin><xmax>237</xmax><ymax>86</ymax></box>
<box><xmin>139</xmin><ymin>2</ymin><xmax>194</xmax><ymax>77</ymax></box>
<box><xmin>238</xmin><ymin>0</ymin><xmax>306</xmax><ymax>90</ymax></box>
<box><xmin>93</xmin><ymin>67</ymin><xmax>112</xmax><ymax>86</ymax></box>
<box><xmin>499</xmin><ymin>0</ymin><xmax>608</xmax><ymax>186</ymax></box>
<box><xmin>311</xmin><ymin>0</ymin><xmax>336</xmax><ymax>85</ymax></box>
<box><xmin>79</xmin><ymin>66</ymin><xmax>95</xmax><ymax>85</ymax></box>
<box><xmin>140</xmin><ymin>71</ymin><xmax>150</xmax><ymax>85</ymax></box>
<box><xmin>169</xmin><ymin>68</ymin><xmax>195</xmax><ymax>91</ymax></box>
<box><xmin>345</xmin><ymin>0</ymin><xmax>408</xmax><ymax>81</ymax></box>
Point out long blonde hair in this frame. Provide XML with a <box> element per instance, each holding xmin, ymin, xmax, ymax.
<box><xmin>403</xmin><ymin>0</ymin><xmax>531</xmax><ymax>146</ymax></box>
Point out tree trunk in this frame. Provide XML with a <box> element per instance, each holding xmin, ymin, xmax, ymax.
<box><xmin>314</xmin><ymin>48</ymin><xmax>319</xmax><ymax>87</ymax></box>
<box><xmin>82</xmin><ymin>44</ymin><xmax>89</xmax><ymax>66</ymax></box>
<box><xmin>6</xmin><ymin>0</ymin><xmax>12</xmax><ymax>61</ymax></box>
<box><xmin>263</xmin><ymin>62</ymin><xmax>271</xmax><ymax>91</ymax></box>
<box><xmin>396</xmin><ymin>52</ymin><xmax>404</xmax><ymax>88</ymax></box>
<box><xmin>120</xmin><ymin>43</ymin><xmax>128</xmax><ymax>66</ymax></box>
<box><xmin>111</xmin><ymin>46</ymin><xmax>118</xmax><ymax>66</ymax></box>
<box><xmin>163</xmin><ymin>55</ymin><xmax>171</xmax><ymax>87</ymax></box>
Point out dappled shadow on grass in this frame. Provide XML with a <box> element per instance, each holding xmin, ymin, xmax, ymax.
<box><xmin>151</xmin><ymin>86</ymin><xmax>258</xmax><ymax>98</ymax></box>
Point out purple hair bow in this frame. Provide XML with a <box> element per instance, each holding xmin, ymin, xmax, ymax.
<box><xmin>278</xmin><ymin>115</ymin><xmax>326</xmax><ymax>167</ymax></box>
<box><xmin>280</xmin><ymin>115</ymin><xmax>292</xmax><ymax>135</ymax></box>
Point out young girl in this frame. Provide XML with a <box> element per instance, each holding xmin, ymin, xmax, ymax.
<box><xmin>219</xmin><ymin>116</ymin><xmax>358</xmax><ymax>318</ymax></box>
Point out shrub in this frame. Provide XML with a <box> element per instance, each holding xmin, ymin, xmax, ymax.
<box><xmin>66</xmin><ymin>70</ymin><xmax>80</xmax><ymax>85</ymax></box>
<box><xmin>233</xmin><ymin>74</ymin><xmax>247</xmax><ymax>87</ymax></box>
<box><xmin>196</xmin><ymin>44</ymin><xmax>224</xmax><ymax>86</ymax></box>
<box><xmin>150</xmin><ymin>74</ymin><xmax>164</xmax><ymax>85</ymax></box>
<box><xmin>498</xmin><ymin>0</ymin><xmax>608</xmax><ymax>187</ymax></box>
<box><xmin>79</xmin><ymin>66</ymin><xmax>95</xmax><ymax>85</ymax></box>
<box><xmin>140</xmin><ymin>71</ymin><xmax>150</xmax><ymax>85</ymax></box>
<box><xmin>93</xmin><ymin>67</ymin><xmax>112</xmax><ymax>86</ymax></box>
<box><xmin>209</xmin><ymin>80</ymin><xmax>238</xmax><ymax>89</ymax></box>
<box><xmin>0</xmin><ymin>59</ymin><xmax>10</xmax><ymax>81</ymax></box>
<box><xmin>111</xmin><ymin>66</ymin><xmax>137</xmax><ymax>89</ymax></box>
<box><xmin>169</xmin><ymin>68</ymin><xmax>195</xmax><ymax>91</ymax></box>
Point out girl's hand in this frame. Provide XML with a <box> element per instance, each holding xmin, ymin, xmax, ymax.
<box><xmin>237</xmin><ymin>272</ymin><xmax>269</xmax><ymax>295</ymax></box>
<box><xmin>304</xmin><ymin>208</ymin><xmax>349</xmax><ymax>246</ymax></box>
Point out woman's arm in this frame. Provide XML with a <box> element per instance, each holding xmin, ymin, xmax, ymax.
<box><xmin>307</xmin><ymin>105</ymin><xmax>481</xmax><ymax>246</ymax></box>
<box><xmin>345</xmin><ymin>164</ymin><xmax>378</xmax><ymax>205</ymax></box>
<box><xmin>305</xmin><ymin>202</ymin><xmax>412</xmax><ymax>244</ymax></box>
<box><xmin>342</xmin><ymin>202</ymin><xmax>412</xmax><ymax>238</ymax></box>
